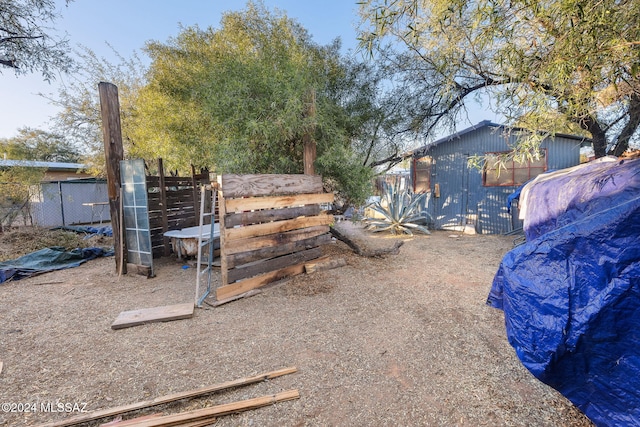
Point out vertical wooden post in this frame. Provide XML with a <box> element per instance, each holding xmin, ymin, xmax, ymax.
<box><xmin>99</xmin><ymin>82</ymin><xmax>126</xmax><ymax>274</ymax></box>
<box><xmin>191</xmin><ymin>164</ymin><xmax>199</xmax><ymax>227</ymax></box>
<box><xmin>303</xmin><ymin>88</ymin><xmax>317</xmax><ymax>175</ymax></box>
<box><xmin>158</xmin><ymin>158</ymin><xmax>171</xmax><ymax>256</ymax></box>
<box><xmin>217</xmin><ymin>176</ymin><xmax>229</xmax><ymax>287</ymax></box>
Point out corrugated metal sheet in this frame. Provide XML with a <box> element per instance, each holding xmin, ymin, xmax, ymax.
<box><xmin>411</xmin><ymin>122</ymin><xmax>584</xmax><ymax>234</ymax></box>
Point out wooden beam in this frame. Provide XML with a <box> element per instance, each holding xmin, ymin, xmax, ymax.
<box><xmin>227</xmin><ymin>247</ymin><xmax>322</xmax><ymax>283</ymax></box>
<box><xmin>224</xmin><ymin>204</ymin><xmax>321</xmax><ymax>228</ymax></box>
<box><xmin>224</xmin><ymin>192</ymin><xmax>333</xmax><ymax>213</ymax></box>
<box><xmin>305</xmin><ymin>256</ymin><xmax>347</xmax><ymax>274</ymax></box>
<box><xmin>217</xmin><ymin>261</ymin><xmax>307</xmax><ymax>300</ymax></box>
<box><xmin>303</xmin><ymin>89</ymin><xmax>317</xmax><ymax>175</ymax></box>
<box><xmin>111</xmin><ymin>303</ymin><xmax>194</xmax><ymax>330</ymax></box>
<box><xmin>224</xmin><ymin>213</ymin><xmax>333</xmax><ymax>241</ymax></box>
<box><xmin>98</xmin><ymin>82</ymin><xmax>125</xmax><ymax>274</ymax></box>
<box><xmin>157</xmin><ymin>159</ymin><xmax>171</xmax><ymax>257</ymax></box>
<box><xmin>99</xmin><ymin>414</ymin><xmax>163</xmax><ymax>427</ymax></box>
<box><xmin>34</xmin><ymin>367</ymin><xmax>297</xmax><ymax>427</ymax></box>
<box><xmin>122</xmin><ymin>390</ymin><xmax>299</xmax><ymax>427</ymax></box>
<box><xmin>224</xmin><ymin>226</ymin><xmax>329</xmax><ymax>256</ymax></box>
<box><xmin>220</xmin><ymin>174</ymin><xmax>323</xmax><ymax>198</ymax></box>
<box><xmin>226</xmin><ymin>233</ymin><xmax>331</xmax><ymax>268</ymax></box>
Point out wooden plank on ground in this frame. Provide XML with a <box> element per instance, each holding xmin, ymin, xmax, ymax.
<box><xmin>123</xmin><ymin>390</ymin><xmax>300</xmax><ymax>427</ymax></box>
<box><xmin>111</xmin><ymin>303</ymin><xmax>194</xmax><ymax>330</ymax></box>
<box><xmin>220</xmin><ymin>173</ymin><xmax>322</xmax><ymax>197</ymax></box>
<box><xmin>224</xmin><ymin>226</ymin><xmax>329</xmax><ymax>256</ymax></box>
<box><xmin>217</xmin><ymin>262</ymin><xmax>307</xmax><ymax>300</ymax></box>
<box><xmin>305</xmin><ymin>256</ymin><xmax>347</xmax><ymax>274</ymax></box>
<box><xmin>224</xmin><ymin>213</ymin><xmax>333</xmax><ymax>241</ymax></box>
<box><xmin>99</xmin><ymin>414</ymin><xmax>163</xmax><ymax>426</ymax></box>
<box><xmin>35</xmin><ymin>367</ymin><xmax>297</xmax><ymax>427</ymax></box>
<box><xmin>224</xmin><ymin>192</ymin><xmax>334</xmax><ymax>213</ymax></box>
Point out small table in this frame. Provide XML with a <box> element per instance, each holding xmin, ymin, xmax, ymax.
<box><xmin>82</xmin><ymin>202</ymin><xmax>109</xmax><ymax>225</ymax></box>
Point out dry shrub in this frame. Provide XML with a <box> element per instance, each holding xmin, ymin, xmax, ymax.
<box><xmin>0</xmin><ymin>227</ymin><xmax>113</xmax><ymax>261</ymax></box>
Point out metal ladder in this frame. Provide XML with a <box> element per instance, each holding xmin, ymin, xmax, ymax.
<box><xmin>195</xmin><ymin>184</ymin><xmax>217</xmax><ymax>307</ymax></box>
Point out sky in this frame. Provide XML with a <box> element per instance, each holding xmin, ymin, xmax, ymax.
<box><xmin>0</xmin><ymin>0</ymin><xmax>496</xmax><ymax>140</ymax></box>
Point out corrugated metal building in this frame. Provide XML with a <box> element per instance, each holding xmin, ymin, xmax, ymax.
<box><xmin>409</xmin><ymin>120</ymin><xmax>587</xmax><ymax>234</ymax></box>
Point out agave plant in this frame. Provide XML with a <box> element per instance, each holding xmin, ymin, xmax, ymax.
<box><xmin>363</xmin><ymin>181</ymin><xmax>432</xmax><ymax>235</ymax></box>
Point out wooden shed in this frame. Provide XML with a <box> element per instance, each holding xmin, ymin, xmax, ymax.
<box><xmin>409</xmin><ymin>121</ymin><xmax>588</xmax><ymax>234</ymax></box>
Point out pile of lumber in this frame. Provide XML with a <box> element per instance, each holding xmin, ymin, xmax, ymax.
<box><xmin>36</xmin><ymin>367</ymin><xmax>298</xmax><ymax>427</ymax></box>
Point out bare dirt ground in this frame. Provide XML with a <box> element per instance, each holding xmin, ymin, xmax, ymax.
<box><xmin>0</xmin><ymin>223</ymin><xmax>593</xmax><ymax>426</ymax></box>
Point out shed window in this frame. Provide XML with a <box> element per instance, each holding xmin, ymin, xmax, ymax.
<box><xmin>483</xmin><ymin>150</ymin><xmax>547</xmax><ymax>187</ymax></box>
<box><xmin>413</xmin><ymin>156</ymin><xmax>432</xmax><ymax>193</ymax></box>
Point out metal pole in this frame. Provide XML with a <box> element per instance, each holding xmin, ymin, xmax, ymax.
<box><xmin>58</xmin><ymin>181</ymin><xmax>66</xmax><ymax>226</ymax></box>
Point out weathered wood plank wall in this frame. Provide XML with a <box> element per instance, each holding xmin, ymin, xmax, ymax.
<box><xmin>217</xmin><ymin>174</ymin><xmax>334</xmax><ymax>300</ymax></box>
<box><xmin>146</xmin><ymin>165</ymin><xmax>211</xmax><ymax>257</ymax></box>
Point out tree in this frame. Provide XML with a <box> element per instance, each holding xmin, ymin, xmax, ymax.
<box><xmin>0</xmin><ymin>0</ymin><xmax>75</xmax><ymax>80</ymax></box>
<box><xmin>0</xmin><ymin>127</ymin><xmax>80</xmax><ymax>162</ymax></box>
<box><xmin>358</xmin><ymin>0</ymin><xmax>640</xmax><ymax>158</ymax></box>
<box><xmin>47</xmin><ymin>45</ymin><xmax>146</xmax><ymax>175</ymax></box>
<box><xmin>0</xmin><ymin>127</ymin><xmax>80</xmax><ymax>229</ymax></box>
<box><xmin>129</xmin><ymin>1</ymin><xmax>379</xmax><ymax>206</ymax></box>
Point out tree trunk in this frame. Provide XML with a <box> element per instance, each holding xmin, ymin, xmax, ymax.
<box><xmin>583</xmin><ymin>116</ymin><xmax>608</xmax><ymax>158</ymax></box>
<box><xmin>612</xmin><ymin>94</ymin><xmax>640</xmax><ymax>157</ymax></box>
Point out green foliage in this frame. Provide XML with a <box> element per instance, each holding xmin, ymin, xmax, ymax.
<box><xmin>49</xmin><ymin>1</ymin><xmax>406</xmax><ymax>205</ymax></box>
<box><xmin>127</xmin><ymin>1</ymin><xmax>395</xmax><ymax>205</ymax></box>
<box><xmin>358</xmin><ymin>0</ymin><xmax>640</xmax><ymax>158</ymax></box>
<box><xmin>50</xmin><ymin>46</ymin><xmax>147</xmax><ymax>176</ymax></box>
<box><xmin>0</xmin><ymin>166</ymin><xmax>43</xmax><ymax>229</ymax></box>
<box><xmin>0</xmin><ymin>127</ymin><xmax>81</xmax><ymax>162</ymax></box>
<box><xmin>315</xmin><ymin>144</ymin><xmax>374</xmax><ymax>209</ymax></box>
<box><xmin>131</xmin><ymin>2</ymin><xmax>340</xmax><ymax>174</ymax></box>
<box><xmin>0</xmin><ymin>0</ymin><xmax>75</xmax><ymax>80</ymax></box>
<box><xmin>0</xmin><ymin>127</ymin><xmax>80</xmax><ymax>228</ymax></box>
<box><xmin>363</xmin><ymin>181</ymin><xmax>431</xmax><ymax>235</ymax></box>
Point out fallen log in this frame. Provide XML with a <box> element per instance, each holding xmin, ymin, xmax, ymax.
<box><xmin>329</xmin><ymin>226</ymin><xmax>404</xmax><ymax>257</ymax></box>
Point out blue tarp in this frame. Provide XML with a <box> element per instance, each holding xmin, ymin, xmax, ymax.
<box><xmin>0</xmin><ymin>246</ymin><xmax>114</xmax><ymax>284</ymax></box>
<box><xmin>487</xmin><ymin>157</ymin><xmax>640</xmax><ymax>427</ymax></box>
<box><xmin>53</xmin><ymin>225</ymin><xmax>113</xmax><ymax>238</ymax></box>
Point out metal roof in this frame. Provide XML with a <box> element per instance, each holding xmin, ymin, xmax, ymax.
<box><xmin>413</xmin><ymin>120</ymin><xmax>591</xmax><ymax>157</ymax></box>
<box><xmin>0</xmin><ymin>159</ymin><xmax>87</xmax><ymax>170</ymax></box>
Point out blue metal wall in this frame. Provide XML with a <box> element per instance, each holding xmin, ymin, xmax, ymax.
<box><xmin>412</xmin><ymin>122</ymin><xmax>583</xmax><ymax>234</ymax></box>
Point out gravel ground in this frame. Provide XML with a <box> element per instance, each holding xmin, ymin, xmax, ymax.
<box><xmin>0</xmin><ymin>223</ymin><xmax>593</xmax><ymax>426</ymax></box>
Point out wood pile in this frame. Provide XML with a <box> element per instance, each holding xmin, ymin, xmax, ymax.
<box><xmin>35</xmin><ymin>367</ymin><xmax>298</xmax><ymax>427</ymax></box>
<box><xmin>216</xmin><ymin>174</ymin><xmax>334</xmax><ymax>301</ymax></box>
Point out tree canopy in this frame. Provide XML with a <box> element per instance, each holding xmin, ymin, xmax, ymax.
<box><xmin>358</xmin><ymin>0</ymin><xmax>640</xmax><ymax>158</ymax></box>
<box><xmin>127</xmin><ymin>1</ymin><xmax>387</xmax><ymax>206</ymax></box>
<box><xmin>0</xmin><ymin>0</ymin><xmax>75</xmax><ymax>80</ymax></box>
<box><xmin>0</xmin><ymin>127</ymin><xmax>80</xmax><ymax>162</ymax></box>
<box><xmin>46</xmin><ymin>1</ymin><xmax>414</xmax><ymax>207</ymax></box>
<box><xmin>49</xmin><ymin>45</ymin><xmax>146</xmax><ymax>176</ymax></box>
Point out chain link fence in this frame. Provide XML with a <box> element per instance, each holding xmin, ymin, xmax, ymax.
<box><xmin>1</xmin><ymin>180</ymin><xmax>109</xmax><ymax>229</ymax></box>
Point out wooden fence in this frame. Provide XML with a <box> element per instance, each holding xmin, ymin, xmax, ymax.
<box><xmin>146</xmin><ymin>161</ymin><xmax>211</xmax><ymax>257</ymax></box>
<box><xmin>216</xmin><ymin>174</ymin><xmax>334</xmax><ymax>301</ymax></box>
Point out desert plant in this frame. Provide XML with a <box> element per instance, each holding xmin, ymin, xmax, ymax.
<box><xmin>363</xmin><ymin>181</ymin><xmax>431</xmax><ymax>235</ymax></box>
